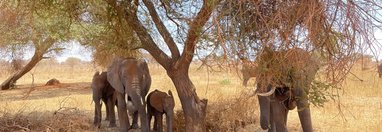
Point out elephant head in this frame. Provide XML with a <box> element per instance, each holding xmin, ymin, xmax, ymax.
<box><xmin>91</xmin><ymin>71</ymin><xmax>116</xmax><ymax>128</ymax></box>
<box><xmin>107</xmin><ymin>57</ymin><xmax>151</xmax><ymax>131</ymax></box>
<box><xmin>147</xmin><ymin>90</ymin><xmax>175</xmax><ymax>132</ymax></box>
<box><xmin>255</xmin><ymin>48</ymin><xmax>319</xmax><ymax>132</ymax></box>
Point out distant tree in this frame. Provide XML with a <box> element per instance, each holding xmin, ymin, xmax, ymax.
<box><xmin>64</xmin><ymin>57</ymin><xmax>82</xmax><ymax>68</ymax></box>
<box><xmin>0</xmin><ymin>1</ymin><xmax>73</xmax><ymax>90</ymax></box>
<box><xmin>39</xmin><ymin>58</ymin><xmax>59</xmax><ymax>66</ymax></box>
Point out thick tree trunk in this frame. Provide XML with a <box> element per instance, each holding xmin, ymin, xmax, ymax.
<box><xmin>167</xmin><ymin>68</ymin><xmax>208</xmax><ymax>132</ymax></box>
<box><xmin>1</xmin><ymin>51</ymin><xmax>44</xmax><ymax>90</ymax></box>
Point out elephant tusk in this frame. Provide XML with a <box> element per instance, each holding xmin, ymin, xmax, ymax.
<box><xmin>256</xmin><ymin>86</ymin><xmax>276</xmax><ymax>96</ymax></box>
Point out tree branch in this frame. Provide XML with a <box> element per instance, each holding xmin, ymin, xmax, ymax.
<box><xmin>174</xmin><ymin>0</ymin><xmax>219</xmax><ymax>69</ymax></box>
<box><xmin>142</xmin><ymin>0</ymin><xmax>180</xmax><ymax>59</ymax></box>
<box><xmin>106</xmin><ymin>0</ymin><xmax>172</xmax><ymax>69</ymax></box>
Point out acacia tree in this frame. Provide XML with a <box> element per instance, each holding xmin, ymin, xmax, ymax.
<box><xmin>0</xmin><ymin>1</ymin><xmax>73</xmax><ymax>90</ymax></box>
<box><xmin>103</xmin><ymin>0</ymin><xmax>220</xmax><ymax>131</ymax></box>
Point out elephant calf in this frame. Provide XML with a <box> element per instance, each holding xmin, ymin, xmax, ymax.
<box><xmin>147</xmin><ymin>90</ymin><xmax>175</xmax><ymax>132</ymax></box>
<box><xmin>91</xmin><ymin>71</ymin><xmax>116</xmax><ymax>128</ymax></box>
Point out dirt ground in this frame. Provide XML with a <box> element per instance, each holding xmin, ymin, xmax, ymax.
<box><xmin>0</xmin><ymin>63</ymin><xmax>382</xmax><ymax>131</ymax></box>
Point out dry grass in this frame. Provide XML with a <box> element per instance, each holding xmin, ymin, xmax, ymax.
<box><xmin>0</xmin><ymin>62</ymin><xmax>381</xmax><ymax>131</ymax></box>
<box><xmin>0</xmin><ymin>107</ymin><xmax>91</xmax><ymax>131</ymax></box>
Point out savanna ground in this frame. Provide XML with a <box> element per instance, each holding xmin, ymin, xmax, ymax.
<box><xmin>0</xmin><ymin>61</ymin><xmax>381</xmax><ymax>132</ymax></box>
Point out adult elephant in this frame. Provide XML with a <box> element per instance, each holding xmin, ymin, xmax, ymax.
<box><xmin>378</xmin><ymin>63</ymin><xmax>382</xmax><ymax>78</ymax></box>
<box><xmin>91</xmin><ymin>71</ymin><xmax>116</xmax><ymax>128</ymax></box>
<box><xmin>255</xmin><ymin>48</ymin><xmax>319</xmax><ymax>132</ymax></box>
<box><xmin>107</xmin><ymin>58</ymin><xmax>151</xmax><ymax>132</ymax></box>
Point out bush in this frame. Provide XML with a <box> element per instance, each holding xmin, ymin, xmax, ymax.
<box><xmin>173</xmin><ymin>90</ymin><xmax>259</xmax><ymax>132</ymax></box>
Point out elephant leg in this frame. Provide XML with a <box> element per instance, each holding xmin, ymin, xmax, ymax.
<box><xmin>129</xmin><ymin>93</ymin><xmax>149</xmax><ymax>132</ymax></box>
<box><xmin>102</xmin><ymin>98</ymin><xmax>110</xmax><ymax>121</ymax></box>
<box><xmin>148</xmin><ymin>108</ymin><xmax>153</xmax><ymax>131</ymax></box>
<box><xmin>294</xmin><ymin>88</ymin><xmax>313</xmax><ymax>132</ymax></box>
<box><xmin>166</xmin><ymin>112</ymin><xmax>174</xmax><ymax>132</ymax></box>
<box><xmin>116</xmin><ymin>92</ymin><xmax>130</xmax><ymax>131</ymax></box>
<box><xmin>258</xmin><ymin>96</ymin><xmax>272</xmax><ymax>130</ymax></box>
<box><xmin>130</xmin><ymin>111</ymin><xmax>139</xmax><ymax>129</ymax></box>
<box><xmin>153</xmin><ymin>112</ymin><xmax>158</xmax><ymax>131</ymax></box>
<box><xmin>93</xmin><ymin>101</ymin><xmax>102</xmax><ymax>128</ymax></box>
<box><xmin>270</xmin><ymin>101</ymin><xmax>287</xmax><ymax>132</ymax></box>
<box><xmin>107</xmin><ymin>97</ymin><xmax>117</xmax><ymax>127</ymax></box>
<box><xmin>154</xmin><ymin>113</ymin><xmax>163</xmax><ymax>132</ymax></box>
<box><xmin>158</xmin><ymin>113</ymin><xmax>163</xmax><ymax>132</ymax></box>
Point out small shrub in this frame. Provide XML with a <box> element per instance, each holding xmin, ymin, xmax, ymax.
<box><xmin>219</xmin><ymin>79</ymin><xmax>231</xmax><ymax>85</ymax></box>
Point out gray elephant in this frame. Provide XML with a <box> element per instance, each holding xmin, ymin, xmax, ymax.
<box><xmin>147</xmin><ymin>90</ymin><xmax>175</xmax><ymax>132</ymax></box>
<box><xmin>378</xmin><ymin>63</ymin><xmax>382</xmax><ymax>78</ymax></box>
<box><xmin>107</xmin><ymin>58</ymin><xmax>151</xmax><ymax>132</ymax></box>
<box><xmin>255</xmin><ymin>48</ymin><xmax>319</xmax><ymax>132</ymax></box>
<box><xmin>91</xmin><ymin>71</ymin><xmax>116</xmax><ymax>128</ymax></box>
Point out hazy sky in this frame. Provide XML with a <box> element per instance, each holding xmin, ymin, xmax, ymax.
<box><xmin>56</xmin><ymin>41</ymin><xmax>92</xmax><ymax>63</ymax></box>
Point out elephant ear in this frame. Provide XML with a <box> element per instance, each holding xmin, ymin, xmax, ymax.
<box><xmin>139</xmin><ymin>60</ymin><xmax>151</xmax><ymax>96</ymax></box>
<box><xmin>107</xmin><ymin>58</ymin><xmax>125</xmax><ymax>94</ymax></box>
<box><xmin>150</xmin><ymin>91</ymin><xmax>166</xmax><ymax>112</ymax></box>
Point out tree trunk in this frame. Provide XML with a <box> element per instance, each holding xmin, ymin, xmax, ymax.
<box><xmin>1</xmin><ymin>51</ymin><xmax>44</xmax><ymax>90</ymax></box>
<box><xmin>167</xmin><ymin>68</ymin><xmax>208</xmax><ymax>132</ymax></box>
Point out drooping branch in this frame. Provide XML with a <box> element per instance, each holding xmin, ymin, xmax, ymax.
<box><xmin>174</xmin><ymin>0</ymin><xmax>220</xmax><ymax>69</ymax></box>
<box><xmin>142</xmin><ymin>0</ymin><xmax>180</xmax><ymax>59</ymax></box>
<box><xmin>106</xmin><ymin>0</ymin><xmax>172</xmax><ymax>69</ymax></box>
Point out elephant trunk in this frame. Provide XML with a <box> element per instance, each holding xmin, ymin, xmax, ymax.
<box><xmin>129</xmin><ymin>76</ymin><xmax>149</xmax><ymax>132</ymax></box>
<box><xmin>295</xmin><ymin>88</ymin><xmax>313</xmax><ymax>132</ymax></box>
<box><xmin>166</xmin><ymin>111</ymin><xmax>174</xmax><ymax>132</ymax></box>
<box><xmin>258</xmin><ymin>96</ymin><xmax>271</xmax><ymax>130</ymax></box>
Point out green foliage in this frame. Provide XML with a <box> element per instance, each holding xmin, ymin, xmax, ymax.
<box><xmin>309</xmin><ymin>80</ymin><xmax>339</xmax><ymax>107</ymax></box>
<box><xmin>67</xmin><ymin>0</ymin><xmax>141</xmax><ymax>67</ymax></box>
<box><xmin>0</xmin><ymin>0</ymin><xmax>75</xmax><ymax>58</ymax></box>
<box><xmin>219</xmin><ymin>79</ymin><xmax>231</xmax><ymax>85</ymax></box>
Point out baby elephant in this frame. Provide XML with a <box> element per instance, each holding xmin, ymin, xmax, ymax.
<box><xmin>147</xmin><ymin>90</ymin><xmax>175</xmax><ymax>132</ymax></box>
<box><xmin>92</xmin><ymin>71</ymin><xmax>116</xmax><ymax>128</ymax></box>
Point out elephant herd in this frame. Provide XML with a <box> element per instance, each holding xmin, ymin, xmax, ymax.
<box><xmin>91</xmin><ymin>58</ymin><xmax>174</xmax><ymax>132</ymax></box>
<box><xmin>92</xmin><ymin>48</ymin><xmax>360</xmax><ymax>132</ymax></box>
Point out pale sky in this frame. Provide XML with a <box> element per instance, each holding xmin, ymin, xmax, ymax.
<box><xmin>55</xmin><ymin>41</ymin><xmax>92</xmax><ymax>63</ymax></box>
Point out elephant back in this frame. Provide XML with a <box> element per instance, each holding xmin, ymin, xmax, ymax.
<box><xmin>147</xmin><ymin>90</ymin><xmax>168</xmax><ymax>112</ymax></box>
<box><xmin>255</xmin><ymin>48</ymin><xmax>319</xmax><ymax>91</ymax></box>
